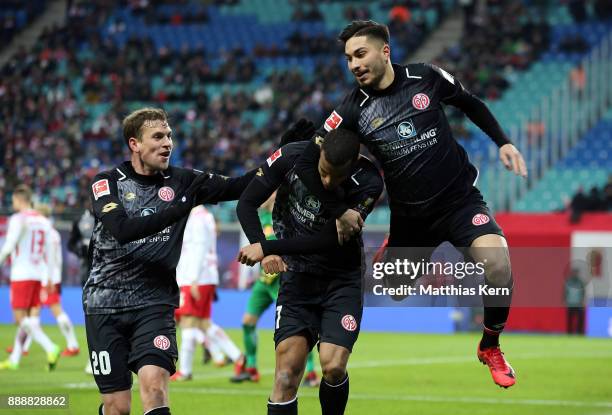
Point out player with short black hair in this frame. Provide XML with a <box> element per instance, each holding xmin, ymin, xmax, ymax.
<box><xmin>84</xmin><ymin>107</ymin><xmax>257</xmax><ymax>415</ymax></box>
<box><xmin>236</xmin><ymin>128</ymin><xmax>384</xmax><ymax>415</ymax></box>
<box><xmin>293</xmin><ymin>20</ymin><xmax>527</xmax><ymax>389</ymax></box>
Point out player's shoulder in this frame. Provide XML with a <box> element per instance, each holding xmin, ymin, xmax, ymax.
<box><xmin>92</xmin><ymin>163</ymin><xmax>128</xmax><ymax>185</ymax></box>
<box><xmin>413</xmin><ymin>63</ymin><xmax>457</xmax><ymax>83</ymax></box>
<box><xmin>167</xmin><ymin>165</ymin><xmax>197</xmax><ymax>179</ymax></box>
<box><xmin>400</xmin><ymin>62</ymin><xmax>439</xmax><ymax>80</ymax></box>
<box><xmin>342</xmin><ymin>85</ymin><xmax>370</xmax><ymax>106</ymax></box>
<box><xmin>265</xmin><ymin>141</ymin><xmax>304</xmax><ymax>168</ymax></box>
<box><xmin>281</xmin><ymin>140</ymin><xmax>309</xmax><ymax>156</ymax></box>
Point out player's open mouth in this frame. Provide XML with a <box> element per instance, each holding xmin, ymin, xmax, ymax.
<box><xmin>160</xmin><ymin>151</ymin><xmax>171</xmax><ymax>160</ymax></box>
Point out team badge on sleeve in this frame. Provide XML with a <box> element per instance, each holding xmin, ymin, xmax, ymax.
<box><xmin>92</xmin><ymin>179</ymin><xmax>110</xmax><ymax>200</ymax></box>
<box><xmin>472</xmin><ymin>213</ymin><xmax>490</xmax><ymax>226</ymax></box>
<box><xmin>266</xmin><ymin>149</ymin><xmax>283</xmax><ymax>167</ymax></box>
<box><xmin>324</xmin><ymin>111</ymin><xmax>343</xmax><ymax>132</ymax></box>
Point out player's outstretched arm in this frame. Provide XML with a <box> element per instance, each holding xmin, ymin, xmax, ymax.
<box><xmin>236</xmin><ymin>174</ymin><xmax>277</xmax><ymax>245</ymax></box>
<box><xmin>92</xmin><ymin>172</ymin><xmax>206</xmax><ymax>244</ymax></box>
<box><xmin>237</xmin><ymin>220</ymin><xmax>340</xmax><ymax>267</ymax></box>
<box><xmin>196</xmin><ymin>168</ymin><xmax>259</xmax><ymax>204</ymax></box>
<box><xmin>430</xmin><ymin>63</ymin><xmax>528</xmax><ymax>178</ymax></box>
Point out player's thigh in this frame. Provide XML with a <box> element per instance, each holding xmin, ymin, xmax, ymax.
<box><xmin>275</xmin><ymin>335</ymin><xmax>310</xmax><ymax>385</ymax></box>
<box><xmin>246</xmin><ymin>279</ymin><xmax>275</xmax><ymax>317</ymax></box>
<box><xmin>128</xmin><ymin>305</ymin><xmax>178</xmax><ymax>377</ymax></box>
<box><xmin>273</xmin><ymin>302</ymin><xmax>319</xmax><ymax>352</ymax></box>
<box><xmin>196</xmin><ymin>284</ymin><xmax>215</xmax><ymax>319</ymax></box>
<box><xmin>388</xmin><ymin>210</ymin><xmax>439</xmax><ymax>247</ymax></box>
<box><xmin>137</xmin><ymin>364</ymin><xmax>170</xmax><ymax>407</ymax></box>
<box><xmin>10</xmin><ymin>280</ymin><xmax>41</xmax><ymax>311</ymax></box>
<box><xmin>441</xmin><ymin>188</ymin><xmax>505</xmax><ymax>248</ymax></box>
<box><xmin>319</xmin><ymin>342</ymin><xmax>351</xmax><ymax>373</ymax></box>
<box><xmin>275</xmin><ymin>272</ymin><xmax>322</xmax><ymax>351</ymax></box>
<box><xmin>320</xmin><ymin>278</ymin><xmax>363</xmax><ymax>352</ymax></box>
<box><xmin>85</xmin><ymin>313</ymin><xmax>133</xmax><ymax>394</ymax></box>
<box><xmin>12</xmin><ymin>308</ymin><xmax>27</xmax><ymax>324</ymax></box>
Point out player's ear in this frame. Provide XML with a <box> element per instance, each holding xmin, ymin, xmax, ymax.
<box><xmin>383</xmin><ymin>44</ymin><xmax>390</xmax><ymax>62</ymax></box>
<box><xmin>128</xmin><ymin>137</ymin><xmax>140</xmax><ymax>153</ymax></box>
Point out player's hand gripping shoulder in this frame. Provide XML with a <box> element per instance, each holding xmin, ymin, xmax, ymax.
<box><xmin>336</xmin><ymin>208</ymin><xmax>364</xmax><ymax>245</ymax></box>
<box><xmin>237</xmin><ymin>242</ymin><xmax>264</xmax><ymax>267</ymax></box>
<box><xmin>499</xmin><ymin>144</ymin><xmax>528</xmax><ymax>178</ymax></box>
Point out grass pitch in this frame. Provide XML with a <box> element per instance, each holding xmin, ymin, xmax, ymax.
<box><xmin>0</xmin><ymin>324</ymin><xmax>610</xmax><ymax>414</ymax></box>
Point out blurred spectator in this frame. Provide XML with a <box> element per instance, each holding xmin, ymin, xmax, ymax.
<box><xmin>569</xmin><ymin>182</ymin><xmax>610</xmax><ymax>223</ymax></box>
<box><xmin>567</xmin><ymin>0</ymin><xmax>587</xmax><ymax>23</ymax></box>
<box><xmin>570</xmin><ymin>63</ymin><xmax>586</xmax><ymax>100</ymax></box>
<box><xmin>560</xmin><ymin>34</ymin><xmax>589</xmax><ymax>53</ymax></box>
<box><xmin>389</xmin><ymin>4</ymin><xmax>411</xmax><ymax>23</ymax></box>
<box><xmin>564</xmin><ymin>268</ymin><xmax>585</xmax><ymax>334</ymax></box>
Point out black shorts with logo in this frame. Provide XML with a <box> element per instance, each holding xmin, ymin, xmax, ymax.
<box><xmin>274</xmin><ymin>270</ymin><xmax>363</xmax><ymax>352</ymax></box>
<box><xmin>388</xmin><ymin>186</ymin><xmax>504</xmax><ymax>248</ymax></box>
<box><xmin>85</xmin><ymin>305</ymin><xmax>178</xmax><ymax>394</ymax></box>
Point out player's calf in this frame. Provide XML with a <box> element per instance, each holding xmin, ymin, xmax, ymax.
<box><xmin>138</xmin><ymin>365</ymin><xmax>170</xmax><ymax>413</ymax></box>
<box><xmin>272</xmin><ymin>366</ymin><xmax>303</xmax><ymax>402</ymax></box>
<box><xmin>319</xmin><ymin>343</ymin><xmax>351</xmax><ymax>415</ymax></box>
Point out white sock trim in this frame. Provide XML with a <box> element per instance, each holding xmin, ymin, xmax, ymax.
<box><xmin>143</xmin><ymin>406</ymin><xmax>169</xmax><ymax>414</ymax></box>
<box><xmin>323</xmin><ymin>374</ymin><xmax>349</xmax><ymax>388</ymax></box>
<box><xmin>268</xmin><ymin>396</ymin><xmax>297</xmax><ymax>406</ymax></box>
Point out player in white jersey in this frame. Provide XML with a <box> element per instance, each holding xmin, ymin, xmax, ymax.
<box><xmin>15</xmin><ymin>204</ymin><xmax>80</xmax><ymax>357</ymax></box>
<box><xmin>171</xmin><ymin>205</ymin><xmax>244</xmax><ymax>381</ymax></box>
<box><xmin>0</xmin><ymin>185</ymin><xmax>61</xmax><ymax>371</ymax></box>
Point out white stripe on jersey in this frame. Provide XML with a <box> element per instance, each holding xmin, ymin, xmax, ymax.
<box><xmin>405</xmin><ymin>67</ymin><xmax>422</xmax><ymax>79</ymax></box>
<box><xmin>176</xmin><ymin>206</ymin><xmax>219</xmax><ymax>286</ymax></box>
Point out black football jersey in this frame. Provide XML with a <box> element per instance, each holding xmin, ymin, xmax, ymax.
<box><xmin>317</xmin><ymin>63</ymin><xmax>479</xmax><ymax>214</ymax></box>
<box><xmin>84</xmin><ymin>161</ymin><xmax>239</xmax><ymax>314</ymax></box>
<box><xmin>255</xmin><ymin>141</ymin><xmax>383</xmax><ymax>275</ymax></box>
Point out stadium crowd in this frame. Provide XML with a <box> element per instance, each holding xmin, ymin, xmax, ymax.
<box><xmin>0</xmin><ymin>0</ymin><xmax>603</xmax><ymax>217</ymax></box>
<box><xmin>568</xmin><ymin>175</ymin><xmax>612</xmax><ymax>222</ymax></box>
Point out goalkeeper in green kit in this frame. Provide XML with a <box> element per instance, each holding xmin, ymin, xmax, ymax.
<box><xmin>231</xmin><ymin>119</ymin><xmax>320</xmax><ymax>386</ymax></box>
<box><xmin>231</xmin><ymin>191</ymin><xmax>320</xmax><ymax>386</ymax></box>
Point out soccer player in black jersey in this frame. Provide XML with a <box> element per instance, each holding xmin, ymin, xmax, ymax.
<box><xmin>293</xmin><ymin>21</ymin><xmax>528</xmax><ymax>389</ymax></box>
<box><xmin>84</xmin><ymin>108</ymin><xmax>256</xmax><ymax>415</ymax></box>
<box><xmin>236</xmin><ymin>128</ymin><xmax>383</xmax><ymax>415</ymax></box>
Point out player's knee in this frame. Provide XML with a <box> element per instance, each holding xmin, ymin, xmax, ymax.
<box><xmin>484</xmin><ymin>257</ymin><xmax>511</xmax><ymax>286</ymax></box>
<box><xmin>141</xmin><ymin>383</ymin><xmax>167</xmax><ymax>407</ymax></box>
<box><xmin>103</xmin><ymin>400</ymin><xmax>131</xmax><ymax>415</ymax></box>
<box><xmin>242</xmin><ymin>314</ymin><xmax>257</xmax><ymax>325</ymax></box>
<box><xmin>274</xmin><ymin>367</ymin><xmax>301</xmax><ymax>393</ymax></box>
<box><xmin>321</xmin><ymin>362</ymin><xmax>347</xmax><ymax>384</ymax></box>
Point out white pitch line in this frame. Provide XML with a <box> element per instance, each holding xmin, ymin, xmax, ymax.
<box><xmin>64</xmin><ymin>350</ymin><xmax>612</xmax><ymax>390</ymax></box>
<box><xmin>171</xmin><ymin>387</ymin><xmax>612</xmax><ymax>409</ymax></box>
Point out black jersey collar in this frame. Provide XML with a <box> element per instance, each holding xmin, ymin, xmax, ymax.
<box><xmin>362</xmin><ymin>63</ymin><xmax>404</xmax><ymax>97</ymax></box>
<box><xmin>120</xmin><ymin>161</ymin><xmax>169</xmax><ymax>185</ymax></box>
